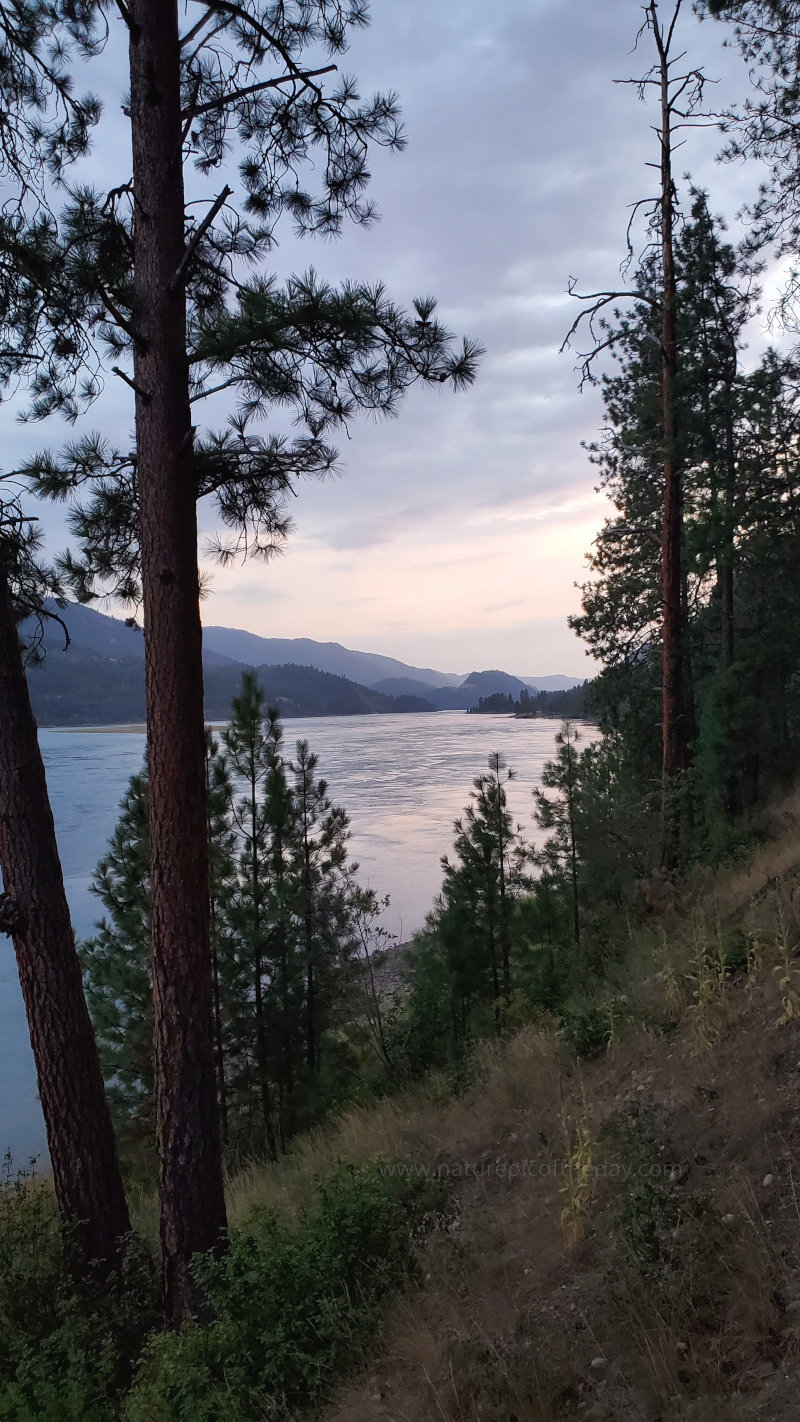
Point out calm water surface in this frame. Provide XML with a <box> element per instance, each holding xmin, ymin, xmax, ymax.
<box><xmin>1</xmin><ymin>711</ymin><xmax>586</xmax><ymax>1163</ymax></box>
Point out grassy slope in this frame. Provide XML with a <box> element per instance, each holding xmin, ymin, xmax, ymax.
<box><xmin>202</xmin><ymin>788</ymin><xmax>800</xmax><ymax>1421</ymax></box>
<box><xmin>17</xmin><ymin>792</ymin><xmax>800</xmax><ymax>1418</ymax></box>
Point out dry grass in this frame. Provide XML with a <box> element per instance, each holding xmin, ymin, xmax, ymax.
<box><xmin>315</xmin><ymin>825</ymin><xmax>800</xmax><ymax>1421</ymax></box>
<box><xmin>707</xmin><ymin>782</ymin><xmax>800</xmax><ymax>917</ymax></box>
<box><xmin>81</xmin><ymin>794</ymin><xmax>800</xmax><ymax>1419</ymax></box>
<box><xmin>119</xmin><ymin>848</ymin><xmax>800</xmax><ymax>1419</ymax></box>
<box><xmin>225</xmin><ymin>1027</ymin><xmax>566</xmax><ymax>1229</ymax></box>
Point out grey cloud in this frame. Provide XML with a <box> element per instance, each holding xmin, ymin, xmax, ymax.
<box><xmin>8</xmin><ymin>0</ymin><xmax>762</xmax><ymax>664</ymax></box>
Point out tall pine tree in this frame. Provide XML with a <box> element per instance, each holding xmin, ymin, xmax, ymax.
<box><xmin>2</xmin><ymin>2</ymin><xmax>480</xmax><ymax>1317</ymax></box>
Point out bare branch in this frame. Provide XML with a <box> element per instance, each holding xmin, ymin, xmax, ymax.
<box><xmin>112</xmin><ymin>365</ymin><xmax>149</xmax><ymax>400</ymax></box>
<box><xmin>170</xmin><ymin>186</ymin><xmax>233</xmax><ymax>291</ymax></box>
<box><xmin>600</xmin><ymin>523</ymin><xmax>663</xmax><ymax>550</ymax></box>
<box><xmin>184</xmin><ymin>65</ymin><xmax>338</xmax><ymax>122</ymax></box>
<box><xmin>180</xmin><ymin>7</ymin><xmax>218</xmax><ymax>49</ymax></box>
<box><xmin>189</xmin><ymin>376</ymin><xmax>238</xmax><ymax>403</ymax></box>
<box><xmin>97</xmin><ymin>286</ymin><xmax>141</xmax><ymax>348</ymax></box>
<box><xmin>112</xmin><ymin>0</ymin><xmax>136</xmax><ymax>33</ymax></box>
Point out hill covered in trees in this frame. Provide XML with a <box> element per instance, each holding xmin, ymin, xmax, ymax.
<box><xmin>468</xmin><ymin>682</ymin><xmax>593</xmax><ymax>719</ymax></box>
<box><xmin>26</xmin><ymin>646</ymin><xmax>436</xmax><ymax>724</ymax></box>
<box><xmin>23</xmin><ymin>604</ymin><xmax>584</xmax><ymax>723</ymax></box>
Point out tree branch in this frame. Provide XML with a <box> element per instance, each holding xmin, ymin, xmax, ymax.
<box><xmin>112</xmin><ymin>0</ymin><xmax>136</xmax><ymax>34</ymax></box>
<box><xmin>184</xmin><ymin>65</ymin><xmax>338</xmax><ymax>121</ymax></box>
<box><xmin>112</xmin><ymin>365</ymin><xmax>149</xmax><ymax>400</ymax></box>
<box><xmin>97</xmin><ymin>286</ymin><xmax>142</xmax><ymax>348</ymax></box>
<box><xmin>170</xmin><ymin>186</ymin><xmax>233</xmax><ymax>291</ymax></box>
<box><xmin>0</xmin><ymin>893</ymin><xmax>24</xmax><ymax>936</ymax></box>
<box><xmin>200</xmin><ymin>0</ymin><xmax>328</xmax><ymax>96</ymax></box>
<box><xmin>599</xmin><ymin>523</ymin><xmax>663</xmax><ymax>550</ymax></box>
<box><xmin>189</xmin><ymin>376</ymin><xmax>238</xmax><ymax>403</ymax></box>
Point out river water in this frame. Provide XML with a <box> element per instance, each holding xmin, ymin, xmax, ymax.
<box><xmin>0</xmin><ymin>711</ymin><xmax>584</xmax><ymax>1163</ymax></box>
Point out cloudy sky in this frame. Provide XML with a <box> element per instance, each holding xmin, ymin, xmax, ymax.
<box><xmin>10</xmin><ymin>0</ymin><xmax>774</xmax><ymax>677</ymax></box>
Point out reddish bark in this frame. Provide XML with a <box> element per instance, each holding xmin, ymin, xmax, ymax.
<box><xmin>128</xmin><ymin>0</ymin><xmax>227</xmax><ymax>1321</ymax></box>
<box><xmin>0</xmin><ymin>571</ymin><xmax>130</xmax><ymax>1269</ymax></box>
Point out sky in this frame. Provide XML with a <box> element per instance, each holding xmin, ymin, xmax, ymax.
<box><xmin>4</xmin><ymin>0</ymin><xmax>777</xmax><ymax>678</ymax></box>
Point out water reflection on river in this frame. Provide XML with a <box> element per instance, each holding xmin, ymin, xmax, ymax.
<box><xmin>1</xmin><ymin>711</ymin><xmax>591</xmax><ymax>1162</ymax></box>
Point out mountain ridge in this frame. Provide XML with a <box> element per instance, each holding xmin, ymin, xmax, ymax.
<box><xmin>201</xmin><ymin>625</ymin><xmax>465</xmax><ymax>688</ymax></box>
<box><xmin>27</xmin><ymin>601</ymin><xmax>587</xmax><ymax>691</ymax></box>
<box><xmin>26</xmin><ymin>649</ymin><xmax>438</xmax><ymax>726</ymax></box>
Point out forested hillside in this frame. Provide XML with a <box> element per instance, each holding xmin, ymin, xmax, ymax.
<box><xmin>23</xmin><ymin>601</ymin><xmax>578</xmax><ymax>721</ymax></box>
<box><xmin>26</xmin><ymin>649</ymin><xmax>435</xmax><ymax>724</ymax></box>
<box><xmin>469</xmin><ymin>682</ymin><xmax>592</xmax><ymax>718</ymax></box>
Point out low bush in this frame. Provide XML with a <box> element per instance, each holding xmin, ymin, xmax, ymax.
<box><xmin>0</xmin><ymin>1158</ymin><xmax>159</xmax><ymax>1421</ymax></box>
<box><xmin>0</xmin><ymin>1157</ymin><xmax>442</xmax><ymax>1421</ymax></box>
<box><xmin>125</xmin><ymin>1162</ymin><xmax>449</xmax><ymax>1421</ymax></box>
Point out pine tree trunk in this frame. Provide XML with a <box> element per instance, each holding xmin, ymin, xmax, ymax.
<box><xmin>716</xmin><ymin>388</ymin><xmax>738</xmax><ymax>817</ymax></box>
<box><xmin>720</xmin><ymin>403</ymin><xmax>736</xmax><ymax>671</ymax></box>
<box><xmin>209</xmin><ymin>905</ymin><xmax>228</xmax><ymax>1146</ymax></box>
<box><xmin>565</xmin><ymin>736</ymin><xmax>581</xmax><ymax>945</ymax></box>
<box><xmin>305</xmin><ymin>932</ymin><xmax>316</xmax><ymax>1073</ymax></box>
<box><xmin>0</xmin><ymin>573</ymin><xmax>130</xmax><ymax>1269</ymax></box>
<box><xmin>281</xmin><ymin>940</ymin><xmax>293</xmax><ymax>1137</ymax></box>
<box><xmin>486</xmin><ymin>883</ymin><xmax>500</xmax><ymax>1027</ymax></box>
<box><xmin>251</xmin><ymin>800</ymin><xmax>277</xmax><ymax>1160</ymax></box>
<box><xmin>128</xmin><ymin>0</ymin><xmax>227</xmax><ymax>1322</ymax></box>
<box><xmin>495</xmin><ymin>789</ymin><xmax>511</xmax><ymax>997</ymax></box>
<box><xmin>206</xmin><ymin>739</ymin><xmax>228</xmax><ymax>1144</ymax></box>
<box><xmin>300</xmin><ymin>794</ymin><xmax>316</xmax><ymax>1074</ymax></box>
<box><xmin>253</xmin><ymin>943</ymin><xmax>277</xmax><ymax>1157</ymax></box>
<box><xmin>278</xmin><ymin>921</ymin><xmax>293</xmax><ymax>1142</ymax></box>
<box><xmin>568</xmin><ymin>801</ymin><xmax>580</xmax><ymax>946</ymax></box>
<box><xmin>655</xmin><ymin>8</ymin><xmax>686</xmax><ymax>871</ymax></box>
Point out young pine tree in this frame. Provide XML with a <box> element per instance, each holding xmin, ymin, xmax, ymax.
<box><xmin>222</xmin><ymin>673</ymin><xmax>281</xmax><ymax>1159</ymax></box>
<box><xmin>262</xmin><ymin>716</ymin><xmax>303</xmax><ymax>1148</ymax></box>
<box><xmin>205</xmin><ymin>731</ymin><xmax>238</xmax><ymax>1145</ymax></box>
<box><xmin>436</xmin><ymin>752</ymin><xmax>524</xmax><ymax>1028</ymax></box>
<box><xmin>534</xmin><ymin>722</ymin><xmax>583</xmax><ymax>947</ymax></box>
<box><xmin>83</xmin><ymin>739</ymin><xmax>236</xmax><ymax>1158</ymax></box>
<box><xmin>82</xmin><ymin>771</ymin><xmax>153</xmax><ymax>1145</ymax></box>
<box><xmin>290</xmin><ymin>739</ymin><xmax>354</xmax><ymax>1081</ymax></box>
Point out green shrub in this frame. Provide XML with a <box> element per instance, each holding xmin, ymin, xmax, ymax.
<box><xmin>0</xmin><ymin>1157</ymin><xmax>63</xmax><ymax>1381</ymax></box>
<box><xmin>0</xmin><ymin>1157</ymin><xmax>159</xmax><ymax>1422</ymax></box>
<box><xmin>126</xmin><ymin>1162</ymin><xmax>448</xmax><ymax>1421</ymax></box>
<box><xmin>558</xmin><ymin>1002</ymin><xmax>611</xmax><ymax>1059</ymax></box>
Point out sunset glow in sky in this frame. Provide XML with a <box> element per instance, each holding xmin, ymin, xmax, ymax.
<box><xmin>13</xmin><ymin>0</ymin><xmax>775</xmax><ymax>677</ymax></box>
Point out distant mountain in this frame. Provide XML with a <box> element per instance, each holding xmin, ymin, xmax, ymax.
<box><xmin>26</xmin><ymin>601</ymin><xmax>235</xmax><ymax>667</ymax></box>
<box><xmin>461</xmin><ymin>670</ymin><xmax>534</xmax><ymax>698</ymax></box>
<box><xmin>26</xmin><ymin>647</ymin><xmax>437</xmax><ymax>726</ymax></box>
<box><xmin>202</xmin><ymin>626</ymin><xmax>463</xmax><ymax>688</ymax></box>
<box><xmin>21</xmin><ymin>603</ymin><xmax>587</xmax><ymax>715</ymax></box>
<box><xmin>370</xmin><ymin>676</ymin><xmax>445</xmax><ymax>701</ymax></box>
<box><xmin>372</xmin><ymin>669</ymin><xmax>533</xmax><ymax>711</ymax></box>
<box><xmin>469</xmin><ymin>682</ymin><xmax>593</xmax><ymax>720</ymax></box>
<box><xmin>521</xmin><ymin>674</ymin><xmax>586</xmax><ymax>692</ymax></box>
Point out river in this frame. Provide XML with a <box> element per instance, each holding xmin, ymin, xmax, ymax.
<box><xmin>0</xmin><ymin>711</ymin><xmax>586</xmax><ymax>1163</ymax></box>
